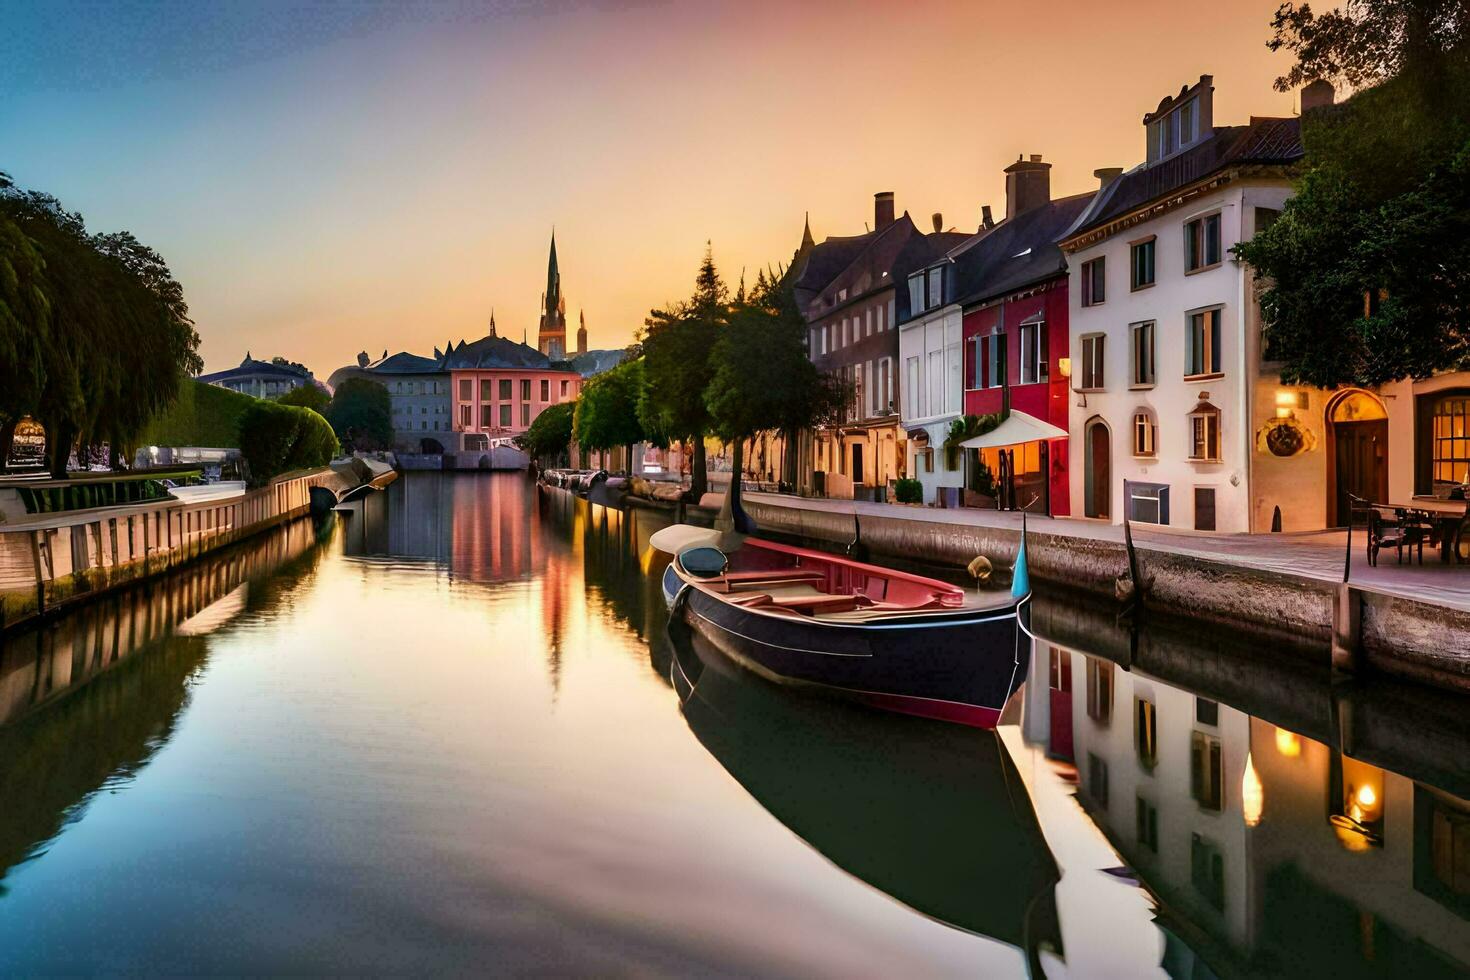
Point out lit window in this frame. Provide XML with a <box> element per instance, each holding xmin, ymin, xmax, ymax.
<box><xmin>1430</xmin><ymin>394</ymin><xmax>1470</xmax><ymax>485</ymax></box>
<box><xmin>1133</xmin><ymin>411</ymin><xmax>1157</xmax><ymax>457</ymax></box>
<box><xmin>1136</xmin><ymin>698</ymin><xmax>1158</xmax><ymax>770</ymax></box>
<box><xmin>1086</xmin><ymin>659</ymin><xmax>1113</xmax><ymax>724</ymax></box>
<box><xmin>1191</xmin><ymin>731</ymin><xmax>1224</xmax><ymax>811</ymax></box>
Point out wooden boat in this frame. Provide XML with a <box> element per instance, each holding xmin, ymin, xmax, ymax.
<box><xmin>667</xmin><ymin>621</ymin><xmax>1062</xmax><ymax>961</ymax></box>
<box><xmin>652</xmin><ymin>517</ymin><xmax>1032</xmax><ymax>729</ymax></box>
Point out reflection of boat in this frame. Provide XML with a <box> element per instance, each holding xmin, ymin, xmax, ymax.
<box><xmin>654</xmin><ymin>524</ymin><xmax>1031</xmax><ymax>729</ymax></box>
<box><xmin>669</xmin><ymin>622</ymin><xmax>1062</xmax><ymax>962</ymax></box>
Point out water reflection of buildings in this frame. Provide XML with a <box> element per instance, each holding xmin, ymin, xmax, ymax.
<box><xmin>0</xmin><ymin>517</ymin><xmax>329</xmax><ymax>882</ymax></box>
<box><xmin>1022</xmin><ymin>633</ymin><xmax>1470</xmax><ymax>977</ymax></box>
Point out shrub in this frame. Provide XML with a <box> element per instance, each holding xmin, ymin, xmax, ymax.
<box><xmin>894</xmin><ymin>478</ymin><xmax>923</xmax><ymax>504</ymax></box>
<box><xmin>238</xmin><ymin>401</ymin><xmax>338</xmax><ymax>486</ymax></box>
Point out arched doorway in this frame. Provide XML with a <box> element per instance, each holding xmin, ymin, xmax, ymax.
<box><xmin>1084</xmin><ymin>417</ymin><xmax>1111</xmax><ymax>519</ymax></box>
<box><xmin>1326</xmin><ymin>390</ymin><xmax>1388</xmax><ymax>526</ymax></box>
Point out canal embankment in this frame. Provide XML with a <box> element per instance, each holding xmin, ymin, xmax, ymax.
<box><xmin>0</xmin><ymin>463</ymin><xmax>378</xmax><ymax>631</ymax></box>
<box><xmin>728</xmin><ymin>491</ymin><xmax>1470</xmax><ymax>691</ymax></box>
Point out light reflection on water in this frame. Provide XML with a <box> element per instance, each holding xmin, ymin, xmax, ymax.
<box><xmin>0</xmin><ymin>472</ymin><xmax>1464</xmax><ymax>977</ymax></box>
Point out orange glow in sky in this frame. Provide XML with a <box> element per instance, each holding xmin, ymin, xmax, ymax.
<box><xmin>2</xmin><ymin>1</ymin><xmax>1298</xmax><ymax>377</ymax></box>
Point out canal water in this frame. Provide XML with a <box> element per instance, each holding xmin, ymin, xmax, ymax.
<box><xmin>1</xmin><ymin>473</ymin><xmax>1466</xmax><ymax>976</ymax></box>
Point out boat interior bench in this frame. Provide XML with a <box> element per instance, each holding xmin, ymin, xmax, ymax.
<box><xmin>715</xmin><ymin>569</ymin><xmax>826</xmax><ymax>593</ymax></box>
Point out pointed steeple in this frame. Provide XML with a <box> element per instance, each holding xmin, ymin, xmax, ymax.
<box><xmin>801</xmin><ymin>211</ymin><xmax>814</xmax><ymax>248</ymax></box>
<box><xmin>488</xmin><ymin>308</ymin><xmax>497</xmax><ymax>338</ymax></box>
<box><xmin>537</xmin><ymin>228</ymin><xmax>567</xmax><ymax>357</ymax></box>
<box><xmin>576</xmin><ymin>309</ymin><xmax>588</xmax><ymax>355</ymax></box>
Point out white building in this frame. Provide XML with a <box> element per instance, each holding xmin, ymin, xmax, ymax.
<box><xmin>1060</xmin><ymin>76</ymin><xmax>1305</xmax><ymax>532</ymax></box>
<box><xmin>897</xmin><ymin>275</ymin><xmax>966</xmax><ymax>505</ymax></box>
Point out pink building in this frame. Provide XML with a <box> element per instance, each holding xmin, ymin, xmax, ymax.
<box><xmin>444</xmin><ymin>335</ymin><xmax>582</xmax><ymax>451</ymax></box>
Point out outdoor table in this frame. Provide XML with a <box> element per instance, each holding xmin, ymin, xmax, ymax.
<box><xmin>1404</xmin><ymin>497</ymin><xmax>1470</xmax><ymax>564</ymax></box>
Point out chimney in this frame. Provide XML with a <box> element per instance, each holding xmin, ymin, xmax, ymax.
<box><xmin>981</xmin><ymin>205</ymin><xmax>995</xmax><ymax>230</ymax></box>
<box><xmin>931</xmin><ymin>212</ymin><xmax>944</xmax><ymax>233</ymax></box>
<box><xmin>874</xmin><ymin>191</ymin><xmax>895</xmax><ymax>230</ymax></box>
<box><xmin>1003</xmin><ymin>154</ymin><xmax>1052</xmax><ymax>220</ymax></box>
<box><xmin>1094</xmin><ymin>167</ymin><xmax>1124</xmax><ymax>191</ymax></box>
<box><xmin>1301</xmin><ymin>78</ymin><xmax>1336</xmax><ymax>112</ymax></box>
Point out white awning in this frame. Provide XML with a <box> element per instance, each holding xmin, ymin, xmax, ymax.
<box><xmin>958</xmin><ymin>410</ymin><xmax>1068</xmax><ymax>450</ymax></box>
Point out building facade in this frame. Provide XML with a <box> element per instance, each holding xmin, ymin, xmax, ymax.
<box><xmin>199</xmin><ymin>354</ymin><xmax>323</xmax><ymax>400</ymax></box>
<box><xmin>1061</xmin><ymin>76</ymin><xmax>1305</xmax><ymax>532</ymax></box>
<box><xmin>446</xmin><ymin>335</ymin><xmax>583</xmax><ymax>450</ymax></box>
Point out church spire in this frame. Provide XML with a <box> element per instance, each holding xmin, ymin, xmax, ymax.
<box><xmin>801</xmin><ymin>211</ymin><xmax>814</xmax><ymax>248</ymax></box>
<box><xmin>537</xmin><ymin>227</ymin><xmax>567</xmax><ymax>358</ymax></box>
<box><xmin>576</xmin><ymin>309</ymin><xmax>588</xmax><ymax>355</ymax></box>
<box><xmin>488</xmin><ymin>308</ymin><xmax>497</xmax><ymax>338</ymax></box>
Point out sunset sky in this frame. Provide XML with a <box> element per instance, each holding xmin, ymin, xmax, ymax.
<box><xmin>2</xmin><ymin>0</ymin><xmax>1299</xmax><ymax>377</ymax></box>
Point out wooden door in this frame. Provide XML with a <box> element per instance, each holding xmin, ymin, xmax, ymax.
<box><xmin>1333</xmin><ymin>419</ymin><xmax>1388</xmax><ymax>525</ymax></box>
<box><xmin>1087</xmin><ymin>423</ymin><xmax>1111</xmax><ymax>519</ymax></box>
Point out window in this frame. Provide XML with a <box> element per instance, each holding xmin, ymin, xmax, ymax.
<box><xmin>927</xmin><ymin>349</ymin><xmax>944</xmax><ymax>417</ymax></box>
<box><xmin>1177</xmin><ymin>98</ymin><xmax>1197</xmax><ymax>145</ymax></box>
<box><xmin>561</xmin><ymin>380</ymin><xmax>569</xmax><ymax>397</ymax></box>
<box><xmin>1133</xmin><ymin>411</ymin><xmax>1157</xmax><ymax>457</ymax></box>
<box><xmin>1196</xmin><ymin>698</ymin><xmax>1219</xmax><ymax>726</ymax></box>
<box><xmin>1085</xmin><ymin>659</ymin><xmax>1113</xmax><ymax>725</ymax></box>
<box><xmin>1131</xmin><ymin>238</ymin><xmax>1156</xmax><ymax>290</ymax></box>
<box><xmin>459</xmin><ymin>379</ymin><xmax>472</xmax><ymax>401</ymax></box>
<box><xmin>480</xmin><ymin>404</ymin><xmax>493</xmax><ymax>427</ymax></box>
<box><xmin>968</xmin><ymin>337</ymin><xmax>983</xmax><ymax>389</ymax></box>
<box><xmin>927</xmin><ymin>267</ymin><xmax>943</xmax><ymax>310</ymax></box>
<box><xmin>499</xmin><ymin>379</ymin><xmax>512</xmax><ymax>400</ymax></box>
<box><xmin>1431</xmin><ymin>395</ymin><xmax>1470</xmax><ymax>484</ymax></box>
<box><xmin>1190</xmin><ymin>834</ymin><xmax>1226</xmax><ymax>910</ymax></box>
<box><xmin>480</xmin><ymin>379</ymin><xmax>493</xmax><ymax>400</ymax></box>
<box><xmin>908</xmin><ymin>273</ymin><xmax>925</xmax><ymax>314</ymax></box>
<box><xmin>522</xmin><ymin>403</ymin><xmax>530</xmax><ymax>427</ymax></box>
<box><xmin>1417</xmin><ymin>786</ymin><xmax>1470</xmax><ymax>914</ymax></box>
<box><xmin>1191</xmin><ymin>731</ymin><xmax>1224</xmax><ymax>811</ymax></box>
<box><xmin>459</xmin><ymin>404</ymin><xmax>471</xmax><ymax>427</ymax></box>
<box><xmin>867</xmin><ymin>308</ymin><xmax>874</xmax><ymax>336</ymax></box>
<box><xmin>1188</xmin><ymin>402</ymin><xmax>1221</xmax><ymax>461</ymax></box>
<box><xmin>1018</xmin><ymin>320</ymin><xmax>1047</xmax><ymax>385</ymax></box>
<box><xmin>1136</xmin><ymin>698</ymin><xmax>1158</xmax><ymax>770</ymax></box>
<box><xmin>879</xmin><ymin>359</ymin><xmax>892</xmax><ymax>414</ymax></box>
<box><xmin>1185</xmin><ymin>213</ymin><xmax>1222</xmax><ymax>272</ymax></box>
<box><xmin>1136</xmin><ymin>798</ymin><xmax>1159</xmax><ymax>853</ymax></box>
<box><xmin>1131</xmin><ymin>321</ymin><xmax>1155</xmax><ymax>386</ymax></box>
<box><xmin>989</xmin><ymin>333</ymin><xmax>1008</xmax><ymax>389</ymax></box>
<box><xmin>906</xmin><ymin>357</ymin><xmax>920</xmax><ymax>418</ymax></box>
<box><xmin>1080</xmin><ymin>334</ymin><xmax>1105</xmax><ymax>390</ymax></box>
<box><xmin>1186</xmin><ymin>308</ymin><xmax>1222</xmax><ymax>377</ymax></box>
<box><xmin>521</xmin><ymin>379</ymin><xmax>531</xmax><ymax>401</ymax></box>
<box><xmin>1081</xmin><ymin>257</ymin><xmax>1106</xmax><ymax>306</ymax></box>
<box><xmin>1129</xmin><ymin>482</ymin><xmax>1170</xmax><ymax>524</ymax></box>
<box><xmin>540</xmin><ymin>379</ymin><xmax>549</xmax><ymax>401</ymax></box>
<box><xmin>1087</xmin><ymin>752</ymin><xmax>1110</xmax><ymax>806</ymax></box>
<box><xmin>499</xmin><ymin>404</ymin><xmax>512</xmax><ymax>427</ymax></box>
<box><xmin>1194</xmin><ymin>488</ymin><xmax>1217</xmax><ymax>531</ymax></box>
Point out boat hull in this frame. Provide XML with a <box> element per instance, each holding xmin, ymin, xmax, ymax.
<box><xmin>662</xmin><ymin>564</ymin><xmax>1029</xmax><ymax>729</ymax></box>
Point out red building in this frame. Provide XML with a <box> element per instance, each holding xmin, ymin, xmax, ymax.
<box><xmin>948</xmin><ymin>156</ymin><xmax>1094</xmax><ymax>514</ymax></box>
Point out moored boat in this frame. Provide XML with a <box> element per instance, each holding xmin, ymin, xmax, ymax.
<box><xmin>651</xmin><ymin>520</ymin><xmax>1032</xmax><ymax>729</ymax></box>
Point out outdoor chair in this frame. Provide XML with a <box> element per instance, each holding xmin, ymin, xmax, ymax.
<box><xmin>1366</xmin><ymin>507</ymin><xmax>1428</xmax><ymax>566</ymax></box>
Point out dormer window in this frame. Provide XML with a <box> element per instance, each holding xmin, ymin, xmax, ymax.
<box><xmin>908</xmin><ymin>266</ymin><xmax>945</xmax><ymax>314</ymax></box>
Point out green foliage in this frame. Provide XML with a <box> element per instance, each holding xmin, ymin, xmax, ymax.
<box><xmin>277</xmin><ymin>384</ymin><xmax>330</xmax><ymax>414</ymax></box>
<box><xmin>0</xmin><ymin>174</ymin><xmax>201</xmax><ymax>475</ymax></box>
<box><xmin>574</xmin><ymin>359</ymin><xmax>647</xmax><ymax>452</ymax></box>
<box><xmin>1236</xmin><ymin>44</ymin><xmax>1470</xmax><ymax>385</ymax></box>
<box><xmin>516</xmin><ymin>400</ymin><xmax>576</xmax><ymax>462</ymax></box>
<box><xmin>1267</xmin><ymin>0</ymin><xmax>1467</xmax><ymax>95</ymax></box>
<box><xmin>323</xmin><ymin>378</ymin><xmax>392</xmax><ymax>452</ymax></box>
<box><xmin>138</xmin><ymin>379</ymin><xmax>259</xmax><ymax>448</ymax></box>
<box><xmin>237</xmin><ymin>401</ymin><xmax>338</xmax><ymax>486</ymax></box>
<box><xmin>894</xmin><ymin>478</ymin><xmax>923</xmax><ymax>504</ymax></box>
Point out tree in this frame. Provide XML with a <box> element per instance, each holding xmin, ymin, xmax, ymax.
<box><xmin>574</xmin><ymin>359</ymin><xmax>647</xmax><ymax>470</ymax></box>
<box><xmin>1</xmin><ymin>176</ymin><xmax>201</xmax><ymax>476</ymax></box>
<box><xmin>516</xmin><ymin>400</ymin><xmax>575</xmax><ymax>466</ymax></box>
<box><xmin>278</xmin><ymin>384</ymin><xmax>330</xmax><ymax>414</ymax></box>
<box><xmin>1235</xmin><ymin>2</ymin><xmax>1470</xmax><ymax>387</ymax></box>
<box><xmin>639</xmin><ymin>243</ymin><xmax>728</xmax><ymax>497</ymax></box>
<box><xmin>323</xmin><ymin>378</ymin><xmax>392</xmax><ymax>452</ymax></box>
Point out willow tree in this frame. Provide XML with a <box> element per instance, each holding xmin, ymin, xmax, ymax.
<box><xmin>639</xmin><ymin>243</ymin><xmax>728</xmax><ymax>497</ymax></box>
<box><xmin>0</xmin><ymin>176</ymin><xmax>201</xmax><ymax>475</ymax></box>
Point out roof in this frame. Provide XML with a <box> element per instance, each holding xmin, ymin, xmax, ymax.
<box><xmin>364</xmin><ymin>351</ymin><xmax>442</xmax><ymax>374</ymax></box>
<box><xmin>792</xmin><ymin>232</ymin><xmax>879</xmax><ymax>310</ymax></box>
<box><xmin>443</xmin><ymin>335</ymin><xmax>552</xmax><ymax>370</ymax></box>
<box><xmin>1066</xmin><ymin>117</ymin><xmax>1302</xmax><ymax>241</ymax></box>
<box><xmin>948</xmin><ymin>192</ymin><xmax>1096</xmax><ymax>308</ymax></box>
<box><xmin>198</xmin><ymin>357</ymin><xmax>314</xmax><ymax>385</ymax></box>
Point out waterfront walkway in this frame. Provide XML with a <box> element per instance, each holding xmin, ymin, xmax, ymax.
<box><xmin>733</xmin><ymin>490</ymin><xmax>1470</xmax><ymax>613</ymax></box>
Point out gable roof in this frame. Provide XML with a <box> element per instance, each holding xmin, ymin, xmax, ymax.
<box><xmin>949</xmin><ymin>192</ymin><xmax>1096</xmax><ymax>308</ymax></box>
<box><xmin>1066</xmin><ymin>117</ymin><xmax>1302</xmax><ymax>242</ymax></box>
<box><xmin>365</xmin><ymin>351</ymin><xmax>442</xmax><ymax>374</ymax></box>
<box><xmin>442</xmin><ymin>335</ymin><xmax>551</xmax><ymax>370</ymax></box>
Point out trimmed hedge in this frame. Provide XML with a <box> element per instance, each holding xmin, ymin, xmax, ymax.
<box><xmin>238</xmin><ymin>401</ymin><xmax>339</xmax><ymax>486</ymax></box>
<box><xmin>894</xmin><ymin>478</ymin><xmax>923</xmax><ymax>504</ymax></box>
<box><xmin>139</xmin><ymin>379</ymin><xmax>259</xmax><ymax>448</ymax></box>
